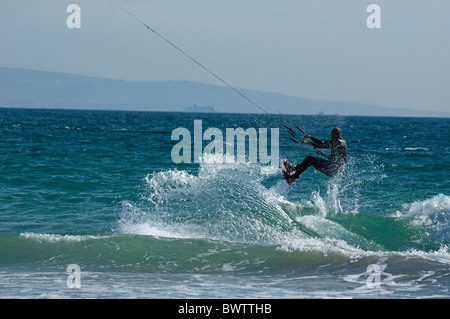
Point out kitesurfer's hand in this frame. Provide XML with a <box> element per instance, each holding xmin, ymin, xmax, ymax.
<box><xmin>301</xmin><ymin>134</ymin><xmax>311</xmax><ymax>144</ymax></box>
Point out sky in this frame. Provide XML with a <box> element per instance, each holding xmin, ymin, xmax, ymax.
<box><xmin>0</xmin><ymin>0</ymin><xmax>449</xmax><ymax>114</ymax></box>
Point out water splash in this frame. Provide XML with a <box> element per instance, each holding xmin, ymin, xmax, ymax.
<box><xmin>117</xmin><ymin>156</ymin><xmax>389</xmax><ymax>257</ymax></box>
<box><xmin>118</xmin><ymin>159</ymin><xmax>295</xmax><ymax>245</ymax></box>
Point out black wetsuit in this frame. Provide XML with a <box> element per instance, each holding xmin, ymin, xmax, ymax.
<box><xmin>292</xmin><ymin>137</ymin><xmax>347</xmax><ymax>178</ymax></box>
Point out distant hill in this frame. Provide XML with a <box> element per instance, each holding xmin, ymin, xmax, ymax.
<box><xmin>0</xmin><ymin>67</ymin><xmax>448</xmax><ymax>117</ymax></box>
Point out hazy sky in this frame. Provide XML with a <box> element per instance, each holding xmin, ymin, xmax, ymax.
<box><xmin>1</xmin><ymin>0</ymin><xmax>449</xmax><ymax>113</ymax></box>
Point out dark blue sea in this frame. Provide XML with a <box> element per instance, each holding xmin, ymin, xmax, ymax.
<box><xmin>0</xmin><ymin>107</ymin><xmax>449</xmax><ymax>298</ymax></box>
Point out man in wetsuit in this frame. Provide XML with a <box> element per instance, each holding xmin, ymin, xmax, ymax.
<box><xmin>282</xmin><ymin>127</ymin><xmax>347</xmax><ymax>184</ymax></box>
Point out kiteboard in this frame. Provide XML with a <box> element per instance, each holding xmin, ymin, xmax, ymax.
<box><xmin>280</xmin><ymin>159</ymin><xmax>294</xmax><ymax>185</ymax></box>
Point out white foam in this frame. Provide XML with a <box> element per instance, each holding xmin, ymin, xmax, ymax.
<box><xmin>278</xmin><ymin>235</ymin><xmax>373</xmax><ymax>260</ymax></box>
<box><xmin>118</xmin><ymin>221</ymin><xmax>203</xmax><ymax>240</ymax></box>
<box><xmin>393</xmin><ymin>194</ymin><xmax>450</xmax><ymax>244</ymax></box>
<box><xmin>385</xmin><ymin>147</ymin><xmax>429</xmax><ymax>151</ymax></box>
<box><xmin>404</xmin><ymin>147</ymin><xmax>429</xmax><ymax>151</ymax></box>
<box><xmin>19</xmin><ymin>232</ymin><xmax>102</xmax><ymax>243</ymax></box>
<box><xmin>395</xmin><ymin>194</ymin><xmax>450</xmax><ymax>221</ymax></box>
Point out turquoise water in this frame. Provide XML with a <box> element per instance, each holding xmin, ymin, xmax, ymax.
<box><xmin>0</xmin><ymin>108</ymin><xmax>449</xmax><ymax>298</ymax></box>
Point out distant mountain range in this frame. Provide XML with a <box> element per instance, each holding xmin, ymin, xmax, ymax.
<box><xmin>0</xmin><ymin>67</ymin><xmax>448</xmax><ymax>117</ymax></box>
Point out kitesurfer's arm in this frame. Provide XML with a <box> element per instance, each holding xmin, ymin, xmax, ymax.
<box><xmin>302</xmin><ymin>135</ymin><xmax>332</xmax><ymax>149</ymax></box>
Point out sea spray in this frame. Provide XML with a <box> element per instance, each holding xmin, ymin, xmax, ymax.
<box><xmin>118</xmin><ymin>159</ymin><xmax>296</xmax><ymax>245</ymax></box>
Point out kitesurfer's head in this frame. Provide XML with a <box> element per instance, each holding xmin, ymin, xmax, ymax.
<box><xmin>331</xmin><ymin>127</ymin><xmax>342</xmax><ymax>139</ymax></box>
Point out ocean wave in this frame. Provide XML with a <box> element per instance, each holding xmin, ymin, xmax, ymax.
<box><xmin>393</xmin><ymin>194</ymin><xmax>450</xmax><ymax>244</ymax></box>
<box><xmin>385</xmin><ymin>147</ymin><xmax>430</xmax><ymax>151</ymax></box>
<box><xmin>19</xmin><ymin>232</ymin><xmax>103</xmax><ymax>243</ymax></box>
<box><xmin>5</xmin><ymin>194</ymin><xmax>450</xmax><ymax>272</ymax></box>
<box><xmin>4</xmin><ymin>230</ymin><xmax>449</xmax><ymax>276</ymax></box>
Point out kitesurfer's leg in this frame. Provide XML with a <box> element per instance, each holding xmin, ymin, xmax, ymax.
<box><xmin>290</xmin><ymin>156</ymin><xmax>331</xmax><ymax>181</ymax></box>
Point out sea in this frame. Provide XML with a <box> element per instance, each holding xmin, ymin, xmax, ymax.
<box><xmin>0</xmin><ymin>107</ymin><xmax>449</xmax><ymax>300</ymax></box>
